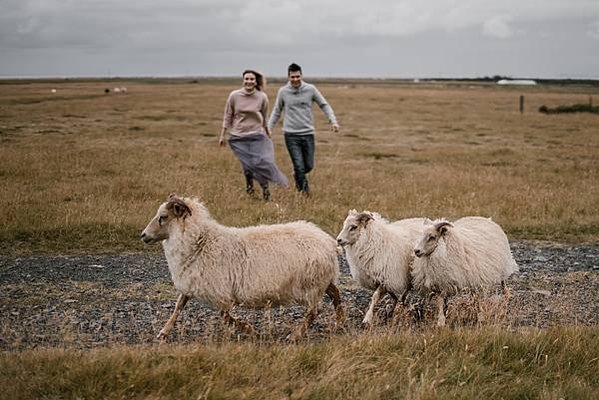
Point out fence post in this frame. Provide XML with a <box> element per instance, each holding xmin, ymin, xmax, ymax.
<box><xmin>520</xmin><ymin>95</ymin><xmax>524</xmax><ymax>114</ymax></box>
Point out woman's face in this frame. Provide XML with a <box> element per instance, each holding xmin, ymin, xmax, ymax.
<box><xmin>243</xmin><ymin>73</ymin><xmax>257</xmax><ymax>91</ymax></box>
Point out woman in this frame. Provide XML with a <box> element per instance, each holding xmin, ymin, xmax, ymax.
<box><xmin>220</xmin><ymin>70</ymin><xmax>288</xmax><ymax>201</ymax></box>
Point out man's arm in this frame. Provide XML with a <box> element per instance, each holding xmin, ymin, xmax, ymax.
<box><xmin>312</xmin><ymin>86</ymin><xmax>339</xmax><ymax>132</ymax></box>
<box><xmin>267</xmin><ymin>89</ymin><xmax>284</xmax><ymax>131</ymax></box>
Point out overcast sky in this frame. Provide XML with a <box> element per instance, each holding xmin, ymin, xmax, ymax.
<box><xmin>1</xmin><ymin>0</ymin><xmax>598</xmax><ymax>79</ymax></box>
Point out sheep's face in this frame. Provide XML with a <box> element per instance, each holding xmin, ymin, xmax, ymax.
<box><xmin>414</xmin><ymin>220</ymin><xmax>452</xmax><ymax>257</ymax></box>
<box><xmin>336</xmin><ymin>210</ymin><xmax>373</xmax><ymax>246</ymax></box>
<box><xmin>141</xmin><ymin>196</ymin><xmax>192</xmax><ymax>244</ymax></box>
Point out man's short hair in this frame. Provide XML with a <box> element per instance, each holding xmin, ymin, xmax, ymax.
<box><xmin>288</xmin><ymin>63</ymin><xmax>302</xmax><ymax>75</ymax></box>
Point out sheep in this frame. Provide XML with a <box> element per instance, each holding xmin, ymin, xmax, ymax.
<box><xmin>412</xmin><ymin>217</ymin><xmax>519</xmax><ymax>326</ymax></box>
<box><xmin>336</xmin><ymin>210</ymin><xmax>426</xmax><ymax>327</ymax></box>
<box><xmin>140</xmin><ymin>194</ymin><xmax>345</xmax><ymax>341</ymax></box>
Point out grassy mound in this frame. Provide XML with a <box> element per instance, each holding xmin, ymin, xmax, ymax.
<box><xmin>539</xmin><ymin>103</ymin><xmax>599</xmax><ymax>114</ymax></box>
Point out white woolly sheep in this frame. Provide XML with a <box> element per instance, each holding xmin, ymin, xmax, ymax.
<box><xmin>336</xmin><ymin>210</ymin><xmax>426</xmax><ymax>327</ymax></box>
<box><xmin>412</xmin><ymin>217</ymin><xmax>519</xmax><ymax>326</ymax></box>
<box><xmin>141</xmin><ymin>194</ymin><xmax>345</xmax><ymax>341</ymax></box>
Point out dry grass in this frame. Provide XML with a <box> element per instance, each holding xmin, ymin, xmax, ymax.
<box><xmin>0</xmin><ymin>79</ymin><xmax>598</xmax><ymax>255</ymax></box>
<box><xmin>1</xmin><ymin>79</ymin><xmax>598</xmax><ymax>398</ymax></box>
<box><xmin>0</xmin><ymin>80</ymin><xmax>599</xmax><ymax>399</ymax></box>
<box><xmin>1</xmin><ymin>326</ymin><xmax>597</xmax><ymax>399</ymax></box>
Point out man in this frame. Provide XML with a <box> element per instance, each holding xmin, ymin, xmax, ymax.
<box><xmin>268</xmin><ymin>63</ymin><xmax>339</xmax><ymax>196</ymax></box>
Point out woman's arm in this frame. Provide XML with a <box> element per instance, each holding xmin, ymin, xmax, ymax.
<box><xmin>220</xmin><ymin>92</ymin><xmax>234</xmax><ymax>146</ymax></box>
<box><xmin>262</xmin><ymin>94</ymin><xmax>271</xmax><ymax>137</ymax></box>
<box><xmin>219</xmin><ymin>126</ymin><xmax>228</xmax><ymax>147</ymax></box>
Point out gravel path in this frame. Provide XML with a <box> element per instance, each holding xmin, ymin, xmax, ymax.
<box><xmin>1</xmin><ymin>242</ymin><xmax>598</xmax><ymax>350</ymax></box>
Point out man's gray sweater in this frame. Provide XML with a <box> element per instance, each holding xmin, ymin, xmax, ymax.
<box><xmin>268</xmin><ymin>82</ymin><xmax>337</xmax><ymax>135</ymax></box>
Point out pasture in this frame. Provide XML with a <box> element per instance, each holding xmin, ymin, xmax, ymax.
<box><xmin>0</xmin><ymin>78</ymin><xmax>598</xmax><ymax>254</ymax></box>
<box><xmin>0</xmin><ymin>78</ymin><xmax>598</xmax><ymax>399</ymax></box>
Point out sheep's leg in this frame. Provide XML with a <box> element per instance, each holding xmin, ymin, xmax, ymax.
<box><xmin>435</xmin><ymin>294</ymin><xmax>448</xmax><ymax>327</ymax></box>
<box><xmin>157</xmin><ymin>294</ymin><xmax>189</xmax><ymax>341</ymax></box>
<box><xmin>472</xmin><ymin>291</ymin><xmax>481</xmax><ymax>325</ymax></box>
<box><xmin>400</xmin><ymin>290</ymin><xmax>409</xmax><ymax>306</ymax></box>
<box><xmin>385</xmin><ymin>292</ymin><xmax>399</xmax><ymax>322</ymax></box>
<box><xmin>362</xmin><ymin>285</ymin><xmax>386</xmax><ymax>328</ymax></box>
<box><xmin>501</xmin><ymin>280</ymin><xmax>512</xmax><ymax>298</ymax></box>
<box><xmin>325</xmin><ymin>283</ymin><xmax>345</xmax><ymax>327</ymax></box>
<box><xmin>288</xmin><ymin>306</ymin><xmax>318</xmax><ymax>342</ymax></box>
<box><xmin>221</xmin><ymin>310</ymin><xmax>256</xmax><ymax>335</ymax></box>
<box><xmin>413</xmin><ymin>292</ymin><xmax>433</xmax><ymax>322</ymax></box>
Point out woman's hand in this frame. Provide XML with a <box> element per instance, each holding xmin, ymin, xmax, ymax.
<box><xmin>219</xmin><ymin>127</ymin><xmax>227</xmax><ymax>147</ymax></box>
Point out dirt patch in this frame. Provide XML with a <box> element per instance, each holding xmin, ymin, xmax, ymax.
<box><xmin>1</xmin><ymin>242</ymin><xmax>598</xmax><ymax>350</ymax></box>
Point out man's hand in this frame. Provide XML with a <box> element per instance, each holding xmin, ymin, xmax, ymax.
<box><xmin>331</xmin><ymin>123</ymin><xmax>340</xmax><ymax>133</ymax></box>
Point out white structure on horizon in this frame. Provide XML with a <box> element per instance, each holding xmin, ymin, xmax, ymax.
<box><xmin>497</xmin><ymin>79</ymin><xmax>537</xmax><ymax>85</ymax></box>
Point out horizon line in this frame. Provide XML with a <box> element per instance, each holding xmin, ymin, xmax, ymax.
<box><xmin>1</xmin><ymin>74</ymin><xmax>599</xmax><ymax>82</ymax></box>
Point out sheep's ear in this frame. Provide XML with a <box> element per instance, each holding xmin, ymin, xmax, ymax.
<box><xmin>349</xmin><ymin>209</ymin><xmax>358</xmax><ymax>215</ymax></box>
<box><xmin>168</xmin><ymin>193</ymin><xmax>178</xmax><ymax>201</ymax></box>
<box><xmin>434</xmin><ymin>221</ymin><xmax>453</xmax><ymax>235</ymax></box>
<box><xmin>357</xmin><ymin>212</ymin><xmax>373</xmax><ymax>226</ymax></box>
<box><xmin>167</xmin><ymin>198</ymin><xmax>192</xmax><ymax>219</ymax></box>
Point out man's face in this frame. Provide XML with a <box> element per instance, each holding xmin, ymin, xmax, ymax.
<box><xmin>289</xmin><ymin>71</ymin><xmax>302</xmax><ymax>88</ymax></box>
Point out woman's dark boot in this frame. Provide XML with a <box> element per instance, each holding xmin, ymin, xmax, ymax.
<box><xmin>245</xmin><ymin>172</ymin><xmax>255</xmax><ymax>195</ymax></box>
<box><xmin>261</xmin><ymin>185</ymin><xmax>271</xmax><ymax>201</ymax></box>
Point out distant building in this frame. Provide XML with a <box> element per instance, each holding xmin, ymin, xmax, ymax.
<box><xmin>497</xmin><ymin>79</ymin><xmax>537</xmax><ymax>86</ymax></box>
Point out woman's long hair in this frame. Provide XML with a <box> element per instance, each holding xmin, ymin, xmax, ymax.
<box><xmin>242</xmin><ymin>69</ymin><xmax>266</xmax><ymax>91</ymax></box>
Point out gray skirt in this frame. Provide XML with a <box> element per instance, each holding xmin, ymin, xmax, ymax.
<box><xmin>228</xmin><ymin>133</ymin><xmax>289</xmax><ymax>188</ymax></box>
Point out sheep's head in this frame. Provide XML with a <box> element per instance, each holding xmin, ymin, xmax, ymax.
<box><xmin>336</xmin><ymin>209</ymin><xmax>373</xmax><ymax>246</ymax></box>
<box><xmin>140</xmin><ymin>194</ymin><xmax>192</xmax><ymax>244</ymax></box>
<box><xmin>414</xmin><ymin>219</ymin><xmax>453</xmax><ymax>257</ymax></box>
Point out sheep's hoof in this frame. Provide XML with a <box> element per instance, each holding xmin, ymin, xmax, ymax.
<box><xmin>286</xmin><ymin>329</ymin><xmax>305</xmax><ymax>343</ymax></box>
<box><xmin>335</xmin><ymin>308</ymin><xmax>346</xmax><ymax>326</ymax></box>
<box><xmin>156</xmin><ymin>330</ymin><xmax>169</xmax><ymax>342</ymax></box>
<box><xmin>412</xmin><ymin>305</ymin><xmax>426</xmax><ymax>322</ymax></box>
<box><xmin>238</xmin><ymin>323</ymin><xmax>256</xmax><ymax>336</ymax></box>
<box><xmin>360</xmin><ymin>320</ymin><xmax>373</xmax><ymax>330</ymax></box>
<box><xmin>333</xmin><ymin>316</ymin><xmax>346</xmax><ymax>333</ymax></box>
<box><xmin>335</xmin><ymin>311</ymin><xmax>346</xmax><ymax>328</ymax></box>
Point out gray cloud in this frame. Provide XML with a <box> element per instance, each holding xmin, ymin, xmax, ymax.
<box><xmin>1</xmin><ymin>0</ymin><xmax>598</xmax><ymax>78</ymax></box>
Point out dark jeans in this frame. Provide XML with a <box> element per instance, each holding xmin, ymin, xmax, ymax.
<box><xmin>284</xmin><ymin>134</ymin><xmax>315</xmax><ymax>193</ymax></box>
